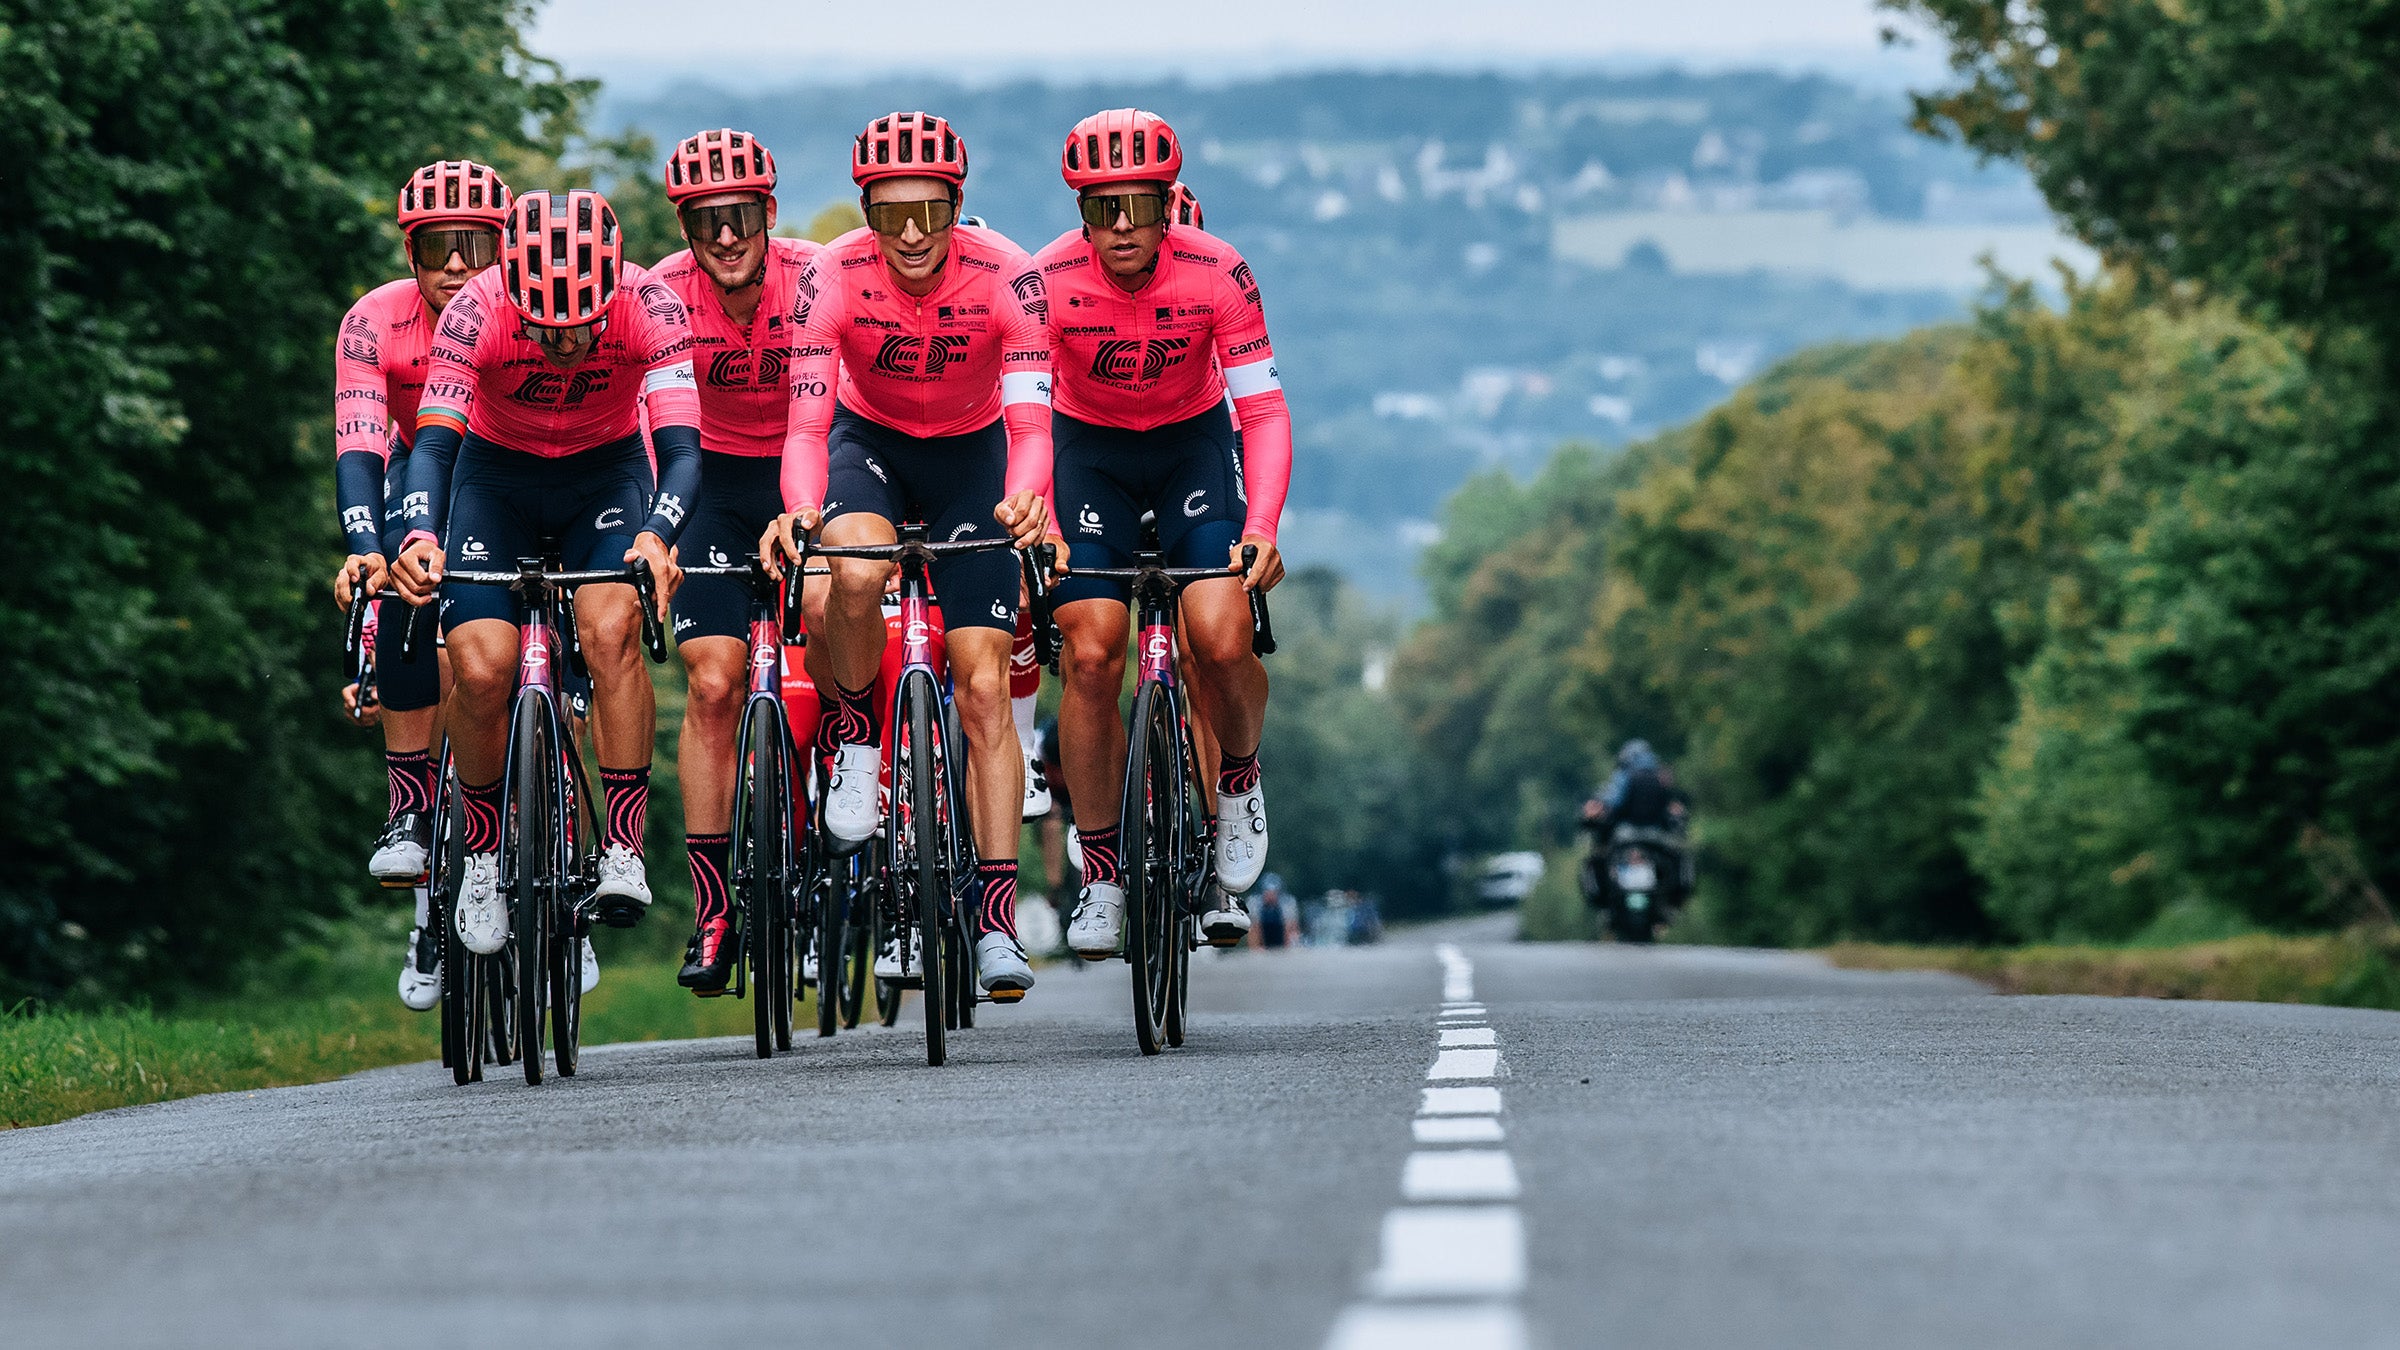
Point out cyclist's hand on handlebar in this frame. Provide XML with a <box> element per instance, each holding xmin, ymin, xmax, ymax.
<box><xmin>1045</xmin><ymin>534</ymin><xmax>1071</xmax><ymax>578</ymax></box>
<box><xmin>993</xmin><ymin>491</ymin><xmax>1049</xmax><ymax>548</ymax></box>
<box><xmin>626</xmin><ymin>531</ymin><xmax>680</xmax><ymax>621</ymax></box>
<box><xmin>335</xmin><ymin>554</ymin><xmax>388</xmax><ymax>610</ymax></box>
<box><xmin>342</xmin><ymin>680</ymin><xmax>383</xmax><ymax>726</ymax></box>
<box><xmin>393</xmin><ymin>539</ymin><xmax>444</xmax><ymax>606</ymax></box>
<box><xmin>1232</xmin><ymin>535</ymin><xmax>1284</xmax><ymax>591</ymax></box>
<box><xmin>760</xmin><ymin>507</ymin><xmax>820</xmax><ymax>580</ymax></box>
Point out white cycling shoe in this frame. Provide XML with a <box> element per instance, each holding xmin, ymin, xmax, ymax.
<box><xmin>580</xmin><ymin>937</ymin><xmax>600</xmax><ymax>994</ymax></box>
<box><xmin>874</xmin><ymin>927</ymin><xmax>923</xmax><ymax>980</ymax></box>
<box><xmin>801</xmin><ymin>934</ymin><xmax>819</xmax><ymax>984</ymax></box>
<box><xmin>1216</xmin><ymin>784</ymin><xmax>1270</xmax><ymax>894</ymax></box>
<box><xmin>368</xmin><ymin>812</ymin><xmax>432</xmax><ymax>885</ymax></box>
<box><xmin>1022</xmin><ymin>753</ymin><xmax>1053</xmax><ymax>820</ymax></box>
<box><xmin>397</xmin><ymin>928</ymin><xmax>441</xmax><ymax>1011</ymax></box>
<box><xmin>1066</xmin><ymin>883</ymin><xmax>1126</xmax><ymax>959</ymax></box>
<box><xmin>455</xmin><ymin>852</ymin><xmax>507</xmax><ymax>954</ymax></box>
<box><xmin>824</xmin><ymin>744</ymin><xmax>882</xmax><ymax>847</ymax></box>
<box><xmin>595</xmin><ymin>845</ymin><xmax>652</xmax><ymax>926</ymax></box>
<box><xmin>975</xmin><ymin>931</ymin><xmax>1035</xmax><ymax>999</ymax></box>
<box><xmin>1200</xmin><ymin>891</ymin><xmax>1253</xmax><ymax>947</ymax></box>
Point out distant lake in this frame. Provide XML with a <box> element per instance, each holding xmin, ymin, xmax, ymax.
<box><xmin>1556</xmin><ymin>210</ymin><xmax>2095</xmax><ymax>291</ymax></box>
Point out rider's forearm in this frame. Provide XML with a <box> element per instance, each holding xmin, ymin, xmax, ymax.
<box><xmin>644</xmin><ymin>423</ymin><xmax>701</xmax><ymax>544</ymax></box>
<box><xmin>335</xmin><ymin>450</ymin><xmax>388</xmax><ymax>556</ymax></box>
<box><xmin>1230</xmin><ymin>387</ymin><xmax>1291</xmax><ymax>542</ymax></box>
<box><xmin>401</xmin><ymin>420</ymin><xmax>464</xmax><ymax>544</ymax></box>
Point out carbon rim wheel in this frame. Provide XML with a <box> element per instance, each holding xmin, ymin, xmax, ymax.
<box><xmin>436</xmin><ymin>767</ymin><xmax>480</xmax><ymax>1085</ymax></box>
<box><xmin>898</xmin><ymin>672</ymin><xmax>946</xmax><ymax>1066</ymax></box>
<box><xmin>551</xmin><ymin>734</ymin><xmax>590</xmax><ymax>1080</ymax></box>
<box><xmin>510</xmin><ymin>699</ymin><xmax>553</xmax><ymax>1086</ymax></box>
<box><xmin>484</xmin><ymin>946</ymin><xmax>516</xmax><ymax>1067</ymax></box>
<box><xmin>941</xmin><ymin>699</ymin><xmax>977</xmax><ymax>1032</ymax></box>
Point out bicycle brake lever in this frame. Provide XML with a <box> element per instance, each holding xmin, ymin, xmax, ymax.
<box><xmin>780</xmin><ymin>555</ymin><xmax>807</xmax><ymax>647</ymax></box>
<box><xmin>1026</xmin><ymin>544</ymin><xmax>1061</xmax><ymax>673</ymax></box>
<box><xmin>1242</xmin><ymin>546</ymin><xmax>1277</xmax><ymax>656</ymax></box>
<box><xmin>397</xmin><ymin>594</ymin><xmax>422</xmax><ymax>665</ymax></box>
<box><xmin>631</xmin><ymin>558</ymin><xmax>667</xmax><ymax>664</ymax></box>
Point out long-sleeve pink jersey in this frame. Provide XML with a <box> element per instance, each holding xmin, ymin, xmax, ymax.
<box><xmin>416</xmin><ymin>262</ymin><xmax>700</xmax><ymax>453</ymax></box>
<box><xmin>651</xmin><ymin>236</ymin><xmax>821</xmax><ymax>458</ymax></box>
<box><xmin>1031</xmin><ymin>226</ymin><xmax>1292</xmax><ymax>542</ymax></box>
<box><xmin>779</xmin><ymin>225</ymin><xmax>1053</xmax><ymax>513</ymax></box>
<box><xmin>334</xmin><ymin>278</ymin><xmax>434</xmax><ymax>462</ymax></box>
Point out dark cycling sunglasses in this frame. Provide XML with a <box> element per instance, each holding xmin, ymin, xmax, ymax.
<box><xmin>864</xmin><ymin>198</ymin><xmax>958</xmax><ymax>238</ymax></box>
<box><xmin>519</xmin><ymin>315</ymin><xmax>609</xmax><ymax>346</ymax></box>
<box><xmin>1078</xmin><ymin>192</ymin><xmax>1168</xmax><ymax>230</ymax></box>
<box><xmin>679</xmin><ymin>200</ymin><xmax>769</xmax><ymax>243</ymax></box>
<box><xmin>409</xmin><ymin>227</ymin><xmax>500</xmax><ymax>270</ymax></box>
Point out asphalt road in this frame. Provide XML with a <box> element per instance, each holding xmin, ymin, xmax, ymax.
<box><xmin>7</xmin><ymin>914</ymin><xmax>2400</xmax><ymax>1349</ymax></box>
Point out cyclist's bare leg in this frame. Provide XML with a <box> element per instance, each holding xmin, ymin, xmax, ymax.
<box><xmin>445</xmin><ymin>618</ymin><xmax>521</xmax><ymax>787</ymax></box>
<box><xmin>1174</xmin><ymin>628</ymin><xmax>1221</xmax><ymax>816</ymax></box>
<box><xmin>382</xmin><ymin>706</ymin><xmax>438</xmax><ymax>758</ymax></box>
<box><xmin>947</xmin><ymin>626</ymin><xmax>1024</xmax><ymax>860</ymax></box>
<box><xmin>1180</xmin><ymin>576</ymin><xmax>1266</xmax><ymax>761</ymax></box>
<box><xmin>574</xmin><ymin>582</ymin><xmax>655</xmax><ymax>769</ymax></box>
<box><xmin>1058</xmin><ymin>597</ymin><xmax>1132</xmax><ymax>836</ymax></box>
<box><xmin>806</xmin><ymin>512</ymin><xmax>899</xmax><ymax>697</ymax></box>
<box><xmin>675</xmin><ymin>636</ymin><xmax>745</xmax><ymax>835</ymax></box>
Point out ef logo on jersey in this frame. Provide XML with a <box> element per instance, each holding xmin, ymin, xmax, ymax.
<box><xmin>1089</xmin><ymin>337</ymin><xmax>1190</xmax><ymax>385</ymax></box>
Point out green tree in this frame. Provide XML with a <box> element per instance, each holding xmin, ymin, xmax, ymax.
<box><xmin>0</xmin><ymin>0</ymin><xmax>583</xmax><ymax>1002</ymax></box>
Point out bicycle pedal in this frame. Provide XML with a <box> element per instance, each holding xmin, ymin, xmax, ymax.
<box><xmin>692</xmin><ymin>986</ymin><xmax>731</xmax><ymax>1000</ymax></box>
<box><xmin>984</xmin><ymin>989</ymin><xmax>1026</xmax><ymax>1004</ymax></box>
<box><xmin>593</xmin><ymin>899</ymin><xmax>646</xmax><ymax>929</ymax></box>
<box><xmin>378</xmin><ymin>873</ymin><xmax>428</xmax><ymax>890</ymax></box>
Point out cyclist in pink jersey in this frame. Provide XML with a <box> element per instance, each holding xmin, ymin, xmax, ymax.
<box><xmin>391</xmin><ymin>188</ymin><xmax>699</xmax><ymax>971</ymax></box>
<box><xmin>647</xmin><ymin>129</ymin><xmax>825</xmax><ymax>992</ymax></box>
<box><xmin>331</xmin><ymin>160</ymin><xmax>510</xmax><ymax>1007</ymax></box>
<box><xmin>1037</xmin><ymin>111</ymin><xmax>1293</xmax><ymax>959</ymax></box>
<box><xmin>759</xmin><ymin>111</ymin><xmax>1053</xmax><ymax>998</ymax></box>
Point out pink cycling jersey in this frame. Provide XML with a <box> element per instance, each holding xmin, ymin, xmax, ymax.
<box><xmin>416</xmin><ymin>262</ymin><xmax>700</xmax><ymax>454</ymax></box>
<box><xmin>334</xmin><ymin>278</ymin><xmax>434</xmax><ymax>462</ymax></box>
<box><xmin>1033</xmin><ymin>225</ymin><xmax>1293</xmax><ymax>542</ymax></box>
<box><xmin>780</xmin><ymin>225</ymin><xmax>1053</xmax><ymax>513</ymax></box>
<box><xmin>652</xmin><ymin>236</ymin><xmax>821</xmax><ymax>457</ymax></box>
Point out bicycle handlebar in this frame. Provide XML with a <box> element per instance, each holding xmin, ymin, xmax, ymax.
<box><xmin>804</xmin><ymin>535</ymin><xmax>1022</xmax><ymax>562</ymax></box>
<box><xmin>440</xmin><ymin>560</ymin><xmax>667</xmax><ymax>664</ymax></box>
<box><xmin>1055</xmin><ymin>546</ymin><xmax>1277</xmax><ymax>655</ymax></box>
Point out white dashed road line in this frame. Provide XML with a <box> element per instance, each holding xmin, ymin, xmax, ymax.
<box><xmin>1324</xmin><ymin>943</ymin><xmax>1528</xmax><ymax>1350</ymax></box>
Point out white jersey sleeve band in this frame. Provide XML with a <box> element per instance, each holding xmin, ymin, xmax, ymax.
<box><xmin>1223</xmin><ymin>357</ymin><xmax>1282</xmax><ymax>400</ymax></box>
<box><xmin>1001</xmin><ymin>370</ymin><xmax>1054</xmax><ymax>407</ymax></box>
<box><xmin>642</xmin><ymin>359</ymin><xmax>698</xmax><ymax>395</ymax></box>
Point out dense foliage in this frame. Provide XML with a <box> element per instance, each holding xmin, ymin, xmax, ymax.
<box><xmin>0</xmin><ymin>1</ymin><xmax>583</xmax><ymax>1002</ymax></box>
<box><xmin>1404</xmin><ymin>3</ymin><xmax>2400</xmax><ymax>942</ymax></box>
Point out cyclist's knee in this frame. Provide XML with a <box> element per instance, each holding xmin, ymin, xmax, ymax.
<box><xmin>1062</xmin><ymin>627</ymin><xmax>1125</xmax><ymax>690</ymax></box>
<box><xmin>826</xmin><ymin>558</ymin><xmax>886</xmax><ymax>613</ymax></box>
<box><xmin>682</xmin><ymin>642</ymin><xmax>744</xmax><ymax>719</ymax></box>
<box><xmin>577</xmin><ymin>592</ymin><xmax>641</xmax><ymax>670</ymax></box>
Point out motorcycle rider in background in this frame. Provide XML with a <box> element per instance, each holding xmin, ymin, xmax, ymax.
<box><xmin>1579</xmin><ymin>739</ymin><xmax>1693</xmax><ymax>927</ymax></box>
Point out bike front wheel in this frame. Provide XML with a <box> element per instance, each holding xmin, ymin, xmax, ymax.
<box><xmin>1121</xmin><ymin>682</ymin><xmax>1188</xmax><ymax>1056</ymax></box>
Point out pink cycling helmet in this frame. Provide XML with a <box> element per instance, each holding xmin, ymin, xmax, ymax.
<box><xmin>852</xmin><ymin>112</ymin><xmax>968</xmax><ymax>188</ymax></box>
<box><xmin>665</xmin><ymin>128</ymin><xmax>777</xmax><ymax>204</ymax></box>
<box><xmin>503</xmin><ymin>189</ymin><xmax>622</xmax><ymax>327</ymax></box>
<box><xmin>1061</xmin><ymin>109</ymin><xmax>1182</xmax><ymax>191</ymax></box>
<box><xmin>397</xmin><ymin>160</ymin><xmax>511</xmax><ymax>232</ymax></box>
<box><xmin>1167</xmin><ymin>180</ymin><xmax>1204</xmax><ymax>230</ymax></box>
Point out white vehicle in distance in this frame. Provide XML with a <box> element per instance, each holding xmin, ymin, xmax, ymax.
<box><xmin>1476</xmin><ymin>851</ymin><xmax>1545</xmax><ymax>908</ymax></box>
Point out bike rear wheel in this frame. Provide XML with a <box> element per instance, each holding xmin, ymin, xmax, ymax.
<box><xmin>896</xmin><ymin>671</ymin><xmax>947</xmax><ymax>1066</ymax></box>
<box><xmin>941</xmin><ymin>698</ymin><xmax>977</xmax><ymax>1032</ymax></box>
<box><xmin>434</xmin><ymin>764</ymin><xmax>483</xmax><ymax>1085</ymax></box>
<box><xmin>1122</xmin><ymin>682</ymin><xmax>1183</xmax><ymax>1055</ymax></box>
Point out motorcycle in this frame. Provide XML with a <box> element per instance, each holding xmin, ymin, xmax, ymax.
<box><xmin>1580</xmin><ymin>823</ymin><xmax>1687</xmax><ymax>943</ymax></box>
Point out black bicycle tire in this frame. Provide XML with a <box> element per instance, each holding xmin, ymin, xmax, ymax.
<box><xmin>815</xmin><ymin>814</ymin><xmax>844</xmax><ymax>1039</ymax></box>
<box><xmin>435</xmin><ymin>765</ymin><xmax>476</xmax><ymax>1084</ymax></box>
<box><xmin>510</xmin><ymin>697</ymin><xmax>552</xmax><ymax>1085</ymax></box>
<box><xmin>484</xmin><ymin>946</ymin><xmax>516</xmax><ymax>1067</ymax></box>
<box><xmin>551</xmin><ymin>729</ymin><xmax>588</xmax><ymax>1079</ymax></box>
<box><xmin>1123</xmin><ymin>683</ymin><xmax>1175</xmax><ymax>1055</ymax></box>
<box><xmin>738</xmin><ymin>699</ymin><xmax>780</xmax><ymax>1059</ymax></box>
<box><xmin>1166</xmin><ymin>689</ymin><xmax>1203</xmax><ymax>1049</ymax></box>
<box><xmin>899</xmin><ymin>671</ymin><xmax>947</xmax><ymax>1066</ymax></box>
<box><xmin>941</xmin><ymin>698</ymin><xmax>976</xmax><ymax>1032</ymax></box>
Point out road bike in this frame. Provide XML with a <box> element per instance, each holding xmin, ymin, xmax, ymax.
<box><xmin>804</xmin><ymin>526</ymin><xmax>1030</xmax><ymax>1067</ymax></box>
<box><xmin>440</xmin><ymin>557</ymin><xmax>665</xmax><ymax>1084</ymax></box>
<box><xmin>1055</xmin><ymin>538</ymin><xmax>1274</xmax><ymax>1055</ymax></box>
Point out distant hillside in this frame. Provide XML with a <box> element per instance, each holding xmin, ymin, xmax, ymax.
<box><xmin>601</xmin><ymin>68</ymin><xmax>2081</xmax><ymax>605</ymax></box>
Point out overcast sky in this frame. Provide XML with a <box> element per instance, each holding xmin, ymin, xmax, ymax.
<box><xmin>532</xmin><ymin>0</ymin><xmax>1942</xmax><ymax>85</ymax></box>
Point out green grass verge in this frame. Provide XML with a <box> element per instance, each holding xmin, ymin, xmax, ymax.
<box><xmin>0</xmin><ymin>915</ymin><xmax>813</xmax><ymax>1131</ymax></box>
<box><xmin>1823</xmin><ymin>928</ymin><xmax>2400</xmax><ymax>1010</ymax></box>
